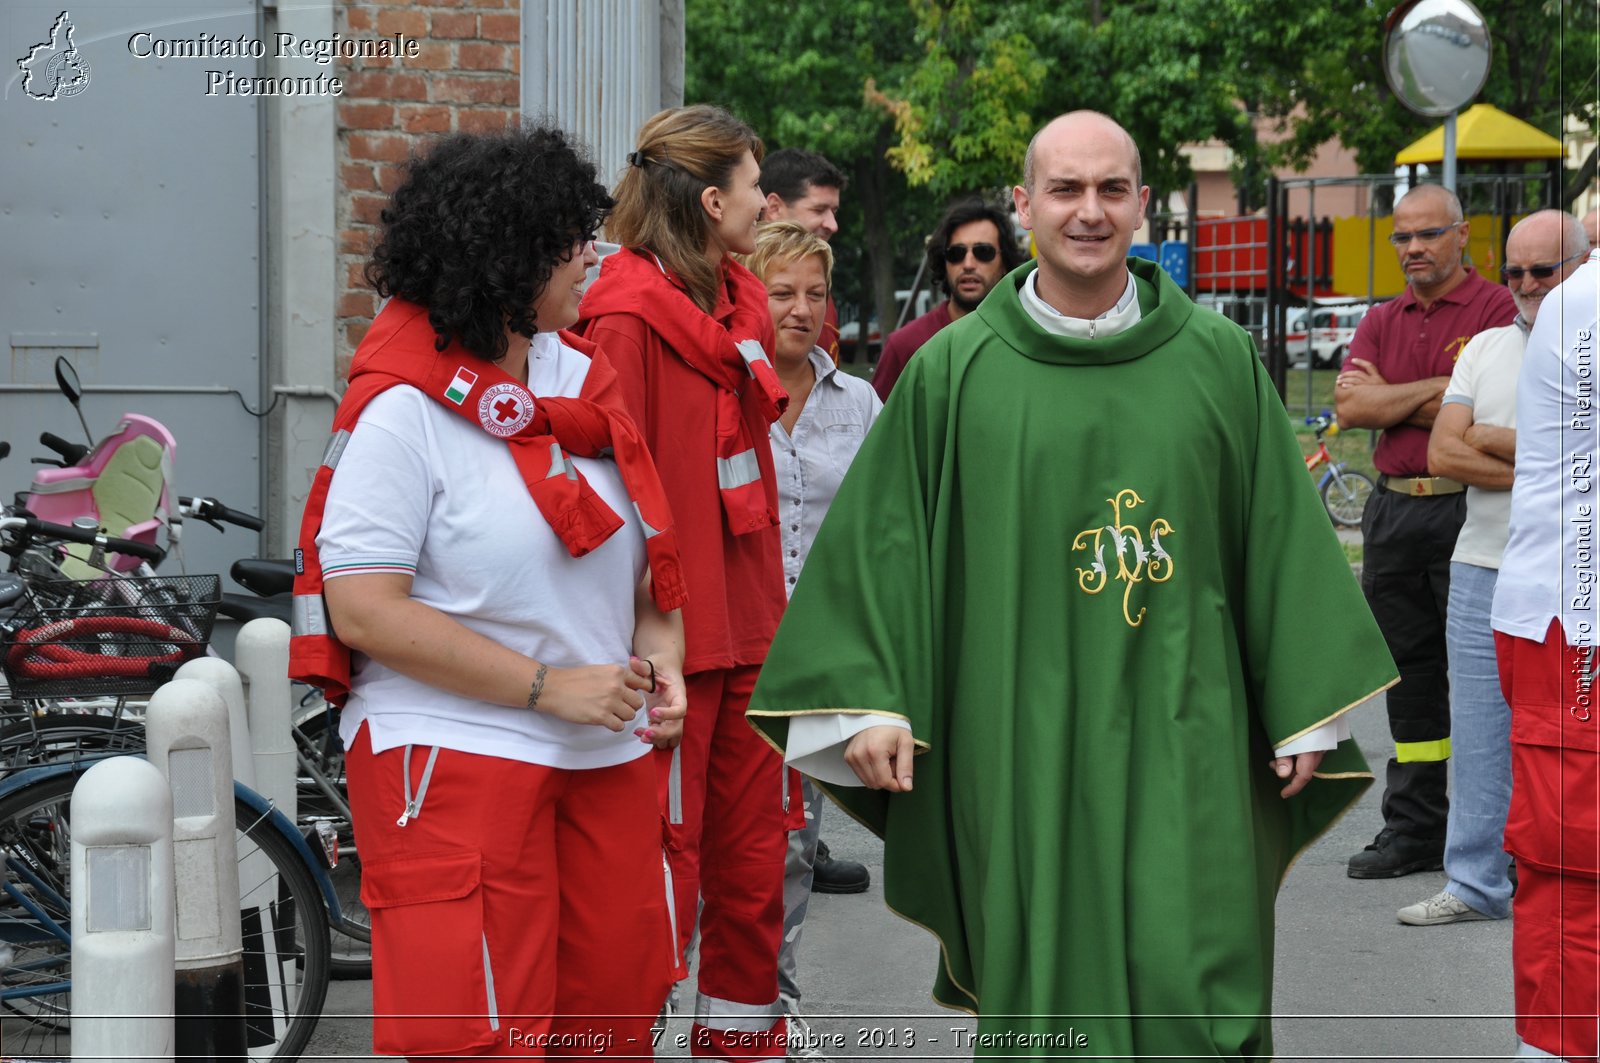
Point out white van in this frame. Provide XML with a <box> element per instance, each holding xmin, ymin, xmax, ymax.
<box><xmin>1286</xmin><ymin>304</ymin><xmax>1369</xmax><ymax>369</ymax></box>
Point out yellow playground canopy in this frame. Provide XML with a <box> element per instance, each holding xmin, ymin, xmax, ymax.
<box><xmin>1395</xmin><ymin>103</ymin><xmax>1564</xmax><ymax>165</ymax></box>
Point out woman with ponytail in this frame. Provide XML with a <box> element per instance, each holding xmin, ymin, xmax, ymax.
<box><xmin>576</xmin><ymin>105</ymin><xmax>793</xmax><ymax>1062</ymax></box>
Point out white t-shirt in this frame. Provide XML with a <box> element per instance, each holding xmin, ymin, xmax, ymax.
<box><xmin>1493</xmin><ymin>251</ymin><xmax>1600</xmax><ymax>646</ymax></box>
<box><xmin>1441</xmin><ymin>321</ymin><xmax>1527</xmax><ymax>569</ymax></box>
<box><xmin>318</xmin><ymin>331</ymin><xmax>651</xmax><ymax>768</ymax></box>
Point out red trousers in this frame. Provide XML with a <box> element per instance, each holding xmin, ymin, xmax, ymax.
<box><xmin>347</xmin><ymin>725</ymin><xmax>674</xmax><ymax>1059</ymax></box>
<box><xmin>660</xmin><ymin>665</ymin><xmax>797</xmax><ymax>1061</ymax></box>
<box><xmin>1495</xmin><ymin>623</ymin><xmax>1600</xmax><ymax>1062</ymax></box>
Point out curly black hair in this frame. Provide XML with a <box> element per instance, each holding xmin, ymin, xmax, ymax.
<box><xmin>927</xmin><ymin>197</ymin><xmax>1026</xmax><ymax>298</ymax></box>
<box><xmin>365</xmin><ymin>122</ymin><xmax>612</xmax><ymax>363</ymax></box>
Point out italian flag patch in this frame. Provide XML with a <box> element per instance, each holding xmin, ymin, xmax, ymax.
<box><xmin>444</xmin><ymin>367</ymin><xmax>478</xmax><ymax>405</ymax></box>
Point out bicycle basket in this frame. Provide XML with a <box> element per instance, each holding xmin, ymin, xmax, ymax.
<box><xmin>1</xmin><ymin>575</ymin><xmax>222</xmax><ymax>698</ymax></box>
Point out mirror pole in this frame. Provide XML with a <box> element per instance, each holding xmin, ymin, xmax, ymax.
<box><xmin>1442</xmin><ymin>112</ymin><xmax>1458</xmax><ymax>193</ymax></box>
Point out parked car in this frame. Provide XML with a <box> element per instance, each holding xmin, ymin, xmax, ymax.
<box><xmin>1286</xmin><ymin>304</ymin><xmax>1369</xmax><ymax>369</ymax></box>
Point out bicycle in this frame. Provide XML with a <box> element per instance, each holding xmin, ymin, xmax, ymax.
<box><xmin>0</xmin><ymin>756</ymin><xmax>334</xmax><ymax>1060</ymax></box>
<box><xmin>1304</xmin><ymin>412</ymin><xmax>1376</xmax><ymax>528</ymax></box>
<box><xmin>0</xmin><ymin>524</ymin><xmax>341</xmax><ymax>1059</ymax></box>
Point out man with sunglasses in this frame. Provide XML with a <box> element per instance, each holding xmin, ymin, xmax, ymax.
<box><xmin>1490</xmin><ymin>221</ymin><xmax>1600</xmax><ymax>1063</ymax></box>
<box><xmin>871</xmin><ymin>198</ymin><xmax>1024</xmax><ymax>401</ymax></box>
<box><xmin>1398</xmin><ymin>211</ymin><xmax>1591</xmax><ymax>929</ymax></box>
<box><xmin>1337</xmin><ymin>183</ymin><xmax>1518</xmax><ymax>879</ymax></box>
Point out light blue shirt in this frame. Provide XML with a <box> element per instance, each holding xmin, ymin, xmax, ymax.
<box><xmin>768</xmin><ymin>346</ymin><xmax>882</xmax><ymax>598</ymax></box>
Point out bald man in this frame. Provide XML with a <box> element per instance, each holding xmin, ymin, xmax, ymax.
<box><xmin>1337</xmin><ymin>185</ymin><xmax>1518</xmax><ymax>880</ymax></box>
<box><xmin>748</xmin><ymin>111</ymin><xmax>1395</xmax><ymax>1060</ymax></box>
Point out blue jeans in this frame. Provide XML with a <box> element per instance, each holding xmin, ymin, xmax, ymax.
<box><xmin>1443</xmin><ymin>561</ymin><xmax>1514</xmax><ymax>918</ymax></box>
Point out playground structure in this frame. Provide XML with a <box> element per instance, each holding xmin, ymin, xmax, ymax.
<box><xmin>1136</xmin><ymin>101</ymin><xmax>1565</xmax><ymax>415</ymax></box>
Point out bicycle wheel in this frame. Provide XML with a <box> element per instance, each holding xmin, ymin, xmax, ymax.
<box><xmin>0</xmin><ymin>769</ymin><xmax>331</xmax><ymax>1061</ymax></box>
<box><xmin>1321</xmin><ymin>468</ymin><xmax>1375</xmax><ymax>528</ymax></box>
<box><xmin>292</xmin><ymin>701</ymin><xmax>371</xmax><ymax>979</ymax></box>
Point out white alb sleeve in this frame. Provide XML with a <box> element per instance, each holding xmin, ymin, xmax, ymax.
<box><xmin>1273</xmin><ymin>717</ymin><xmax>1350</xmax><ymax>758</ymax></box>
<box><xmin>785</xmin><ymin>712</ymin><xmax>910</xmax><ymax>787</ymax></box>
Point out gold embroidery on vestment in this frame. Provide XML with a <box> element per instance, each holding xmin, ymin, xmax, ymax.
<box><xmin>1070</xmin><ymin>488</ymin><xmax>1175</xmax><ymax>627</ymax></box>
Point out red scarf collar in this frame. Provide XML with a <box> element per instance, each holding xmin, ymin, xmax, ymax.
<box><xmin>290</xmin><ymin>299</ymin><xmax>686</xmax><ymax>706</ymax></box>
<box><xmin>577</xmin><ymin>249</ymin><xmax>786</xmax><ymax>535</ymax></box>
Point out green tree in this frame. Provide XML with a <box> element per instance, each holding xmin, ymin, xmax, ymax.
<box><xmin>1248</xmin><ymin>0</ymin><xmax>1598</xmax><ymax>207</ymax></box>
<box><xmin>687</xmin><ymin>0</ymin><xmax>944</xmax><ymax>354</ymax></box>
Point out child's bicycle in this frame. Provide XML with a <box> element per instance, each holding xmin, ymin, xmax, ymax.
<box><xmin>1305</xmin><ymin>412</ymin><xmax>1376</xmax><ymax>528</ymax></box>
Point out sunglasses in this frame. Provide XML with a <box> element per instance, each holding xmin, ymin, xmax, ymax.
<box><xmin>1501</xmin><ymin>252</ymin><xmax>1586</xmax><ymax>282</ymax></box>
<box><xmin>1387</xmin><ymin>223</ymin><xmax>1462</xmax><ymax>247</ymax></box>
<box><xmin>944</xmin><ymin>242</ymin><xmax>998</xmax><ymax>264</ymax></box>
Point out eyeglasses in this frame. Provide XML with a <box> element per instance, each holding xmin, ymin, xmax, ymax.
<box><xmin>1387</xmin><ymin>223</ymin><xmax>1462</xmax><ymax>247</ymax></box>
<box><xmin>944</xmin><ymin>243</ymin><xmax>998</xmax><ymax>264</ymax></box>
<box><xmin>1501</xmin><ymin>252</ymin><xmax>1586</xmax><ymax>282</ymax></box>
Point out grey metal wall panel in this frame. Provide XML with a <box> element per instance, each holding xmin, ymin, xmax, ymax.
<box><xmin>523</xmin><ymin>0</ymin><xmax>665</xmax><ymax>189</ymax></box>
<box><xmin>2</xmin><ymin>1</ymin><xmax>264</xmax><ymax>581</ymax></box>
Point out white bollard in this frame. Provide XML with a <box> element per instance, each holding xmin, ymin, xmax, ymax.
<box><xmin>145</xmin><ymin>677</ymin><xmax>247</xmax><ymax>1058</ymax></box>
<box><xmin>173</xmin><ymin>656</ymin><xmax>258</xmax><ymax>791</ymax></box>
<box><xmin>71</xmin><ymin>756</ymin><xmax>176</xmax><ymax>1061</ymax></box>
<box><xmin>233</xmin><ymin>618</ymin><xmax>296</xmax><ymax>823</ymax></box>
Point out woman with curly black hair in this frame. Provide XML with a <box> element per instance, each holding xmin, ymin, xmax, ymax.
<box><xmin>292</xmin><ymin>123</ymin><xmax>688</xmax><ymax>1058</ymax></box>
<box><xmin>575</xmin><ymin>104</ymin><xmax>793</xmax><ymax>1063</ymax></box>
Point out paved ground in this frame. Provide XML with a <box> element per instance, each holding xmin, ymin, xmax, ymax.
<box><xmin>307</xmin><ymin>686</ymin><xmax>1521</xmax><ymax>1062</ymax></box>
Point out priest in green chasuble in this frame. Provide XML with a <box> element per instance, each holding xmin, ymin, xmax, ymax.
<box><xmin>747</xmin><ymin>111</ymin><xmax>1398</xmax><ymax>1060</ymax></box>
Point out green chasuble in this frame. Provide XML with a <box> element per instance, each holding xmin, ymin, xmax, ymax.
<box><xmin>748</xmin><ymin>258</ymin><xmax>1397</xmax><ymax>1060</ymax></box>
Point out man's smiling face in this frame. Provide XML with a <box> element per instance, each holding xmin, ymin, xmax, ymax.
<box><xmin>1014</xmin><ymin>113</ymin><xmax>1148</xmax><ymax>293</ymax></box>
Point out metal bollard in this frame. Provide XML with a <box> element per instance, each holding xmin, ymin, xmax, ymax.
<box><xmin>173</xmin><ymin>657</ymin><xmax>258</xmax><ymax>791</ymax></box>
<box><xmin>146</xmin><ymin>677</ymin><xmax>247</xmax><ymax>1061</ymax></box>
<box><xmin>71</xmin><ymin>756</ymin><xmax>176</xmax><ymax>1061</ymax></box>
<box><xmin>233</xmin><ymin>618</ymin><xmax>296</xmax><ymax>823</ymax></box>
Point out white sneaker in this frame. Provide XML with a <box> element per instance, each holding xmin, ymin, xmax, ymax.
<box><xmin>785</xmin><ymin>1010</ymin><xmax>831</xmax><ymax>1061</ymax></box>
<box><xmin>1397</xmin><ymin>890</ymin><xmax>1493</xmax><ymax>926</ymax></box>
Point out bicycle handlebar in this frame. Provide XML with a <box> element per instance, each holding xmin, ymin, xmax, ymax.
<box><xmin>0</xmin><ymin>514</ymin><xmax>166</xmax><ymax>563</ymax></box>
<box><xmin>179</xmin><ymin>496</ymin><xmax>265</xmax><ymax>532</ymax></box>
<box><xmin>38</xmin><ymin>432</ymin><xmax>90</xmax><ymax>466</ymax></box>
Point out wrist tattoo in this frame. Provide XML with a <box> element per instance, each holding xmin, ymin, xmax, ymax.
<box><xmin>526</xmin><ymin>663</ymin><xmax>548</xmax><ymax>711</ymax></box>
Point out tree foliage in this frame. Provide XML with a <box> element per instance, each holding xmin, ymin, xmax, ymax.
<box><xmin>684</xmin><ymin>0</ymin><xmax>1598</xmax><ymax>324</ymax></box>
<box><xmin>1245</xmin><ymin>0</ymin><xmax>1597</xmax><ymax>205</ymax></box>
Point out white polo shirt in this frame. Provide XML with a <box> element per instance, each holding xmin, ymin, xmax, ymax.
<box><xmin>1492</xmin><ymin>251</ymin><xmax>1600</xmax><ymax>646</ymax></box>
<box><xmin>1441</xmin><ymin>320</ymin><xmax>1528</xmax><ymax>569</ymax></box>
<box><xmin>318</xmin><ymin>331</ymin><xmax>651</xmax><ymax>768</ymax></box>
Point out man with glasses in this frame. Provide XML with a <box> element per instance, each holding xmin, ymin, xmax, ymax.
<box><xmin>871</xmin><ymin>198</ymin><xmax>1025</xmax><ymax>401</ymax></box>
<box><xmin>1399</xmin><ymin>211</ymin><xmax>1590</xmax><ymax>927</ymax></box>
<box><xmin>1489</xmin><ymin>223</ymin><xmax>1600</xmax><ymax>1063</ymax></box>
<box><xmin>1336</xmin><ymin>183</ymin><xmax>1518</xmax><ymax>879</ymax></box>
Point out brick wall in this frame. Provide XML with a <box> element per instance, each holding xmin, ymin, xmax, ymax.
<box><xmin>333</xmin><ymin>0</ymin><xmax>521</xmax><ymax>377</ymax></box>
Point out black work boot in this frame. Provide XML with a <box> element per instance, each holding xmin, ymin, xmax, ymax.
<box><xmin>1347</xmin><ymin>828</ymin><xmax>1445</xmax><ymax>879</ymax></box>
<box><xmin>811</xmin><ymin>840</ymin><xmax>869</xmax><ymax>894</ymax></box>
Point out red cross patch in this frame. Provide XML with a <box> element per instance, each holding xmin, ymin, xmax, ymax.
<box><xmin>478</xmin><ymin>382</ymin><xmax>535</xmax><ymax>437</ymax></box>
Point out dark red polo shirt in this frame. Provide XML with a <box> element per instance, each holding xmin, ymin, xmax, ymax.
<box><xmin>872</xmin><ymin>301</ymin><xmax>954</xmax><ymax>402</ymax></box>
<box><xmin>1343</xmin><ymin>269</ymin><xmax>1516</xmax><ymax>476</ymax></box>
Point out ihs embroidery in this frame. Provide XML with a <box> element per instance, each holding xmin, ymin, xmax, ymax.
<box><xmin>1071</xmin><ymin>489</ymin><xmax>1175</xmax><ymax>628</ymax></box>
